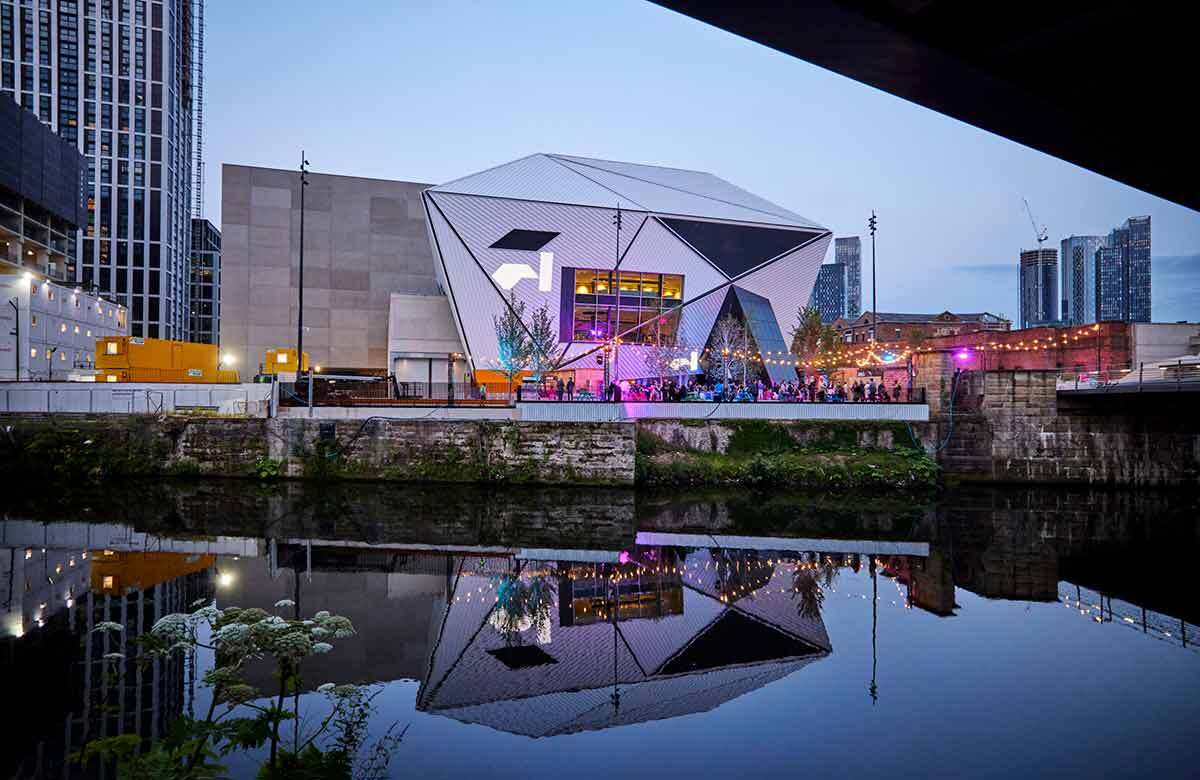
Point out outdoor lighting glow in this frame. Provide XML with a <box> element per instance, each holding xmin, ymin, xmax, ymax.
<box><xmin>218</xmin><ymin>572</ymin><xmax>234</xmax><ymax>588</ymax></box>
<box><xmin>220</xmin><ymin>352</ymin><xmax>236</xmax><ymax>366</ymax></box>
<box><xmin>954</xmin><ymin>349</ymin><xmax>972</xmax><ymax>361</ymax></box>
<box><xmin>314</xmin><ymin>365</ymin><xmax>322</xmax><ymax>373</ymax></box>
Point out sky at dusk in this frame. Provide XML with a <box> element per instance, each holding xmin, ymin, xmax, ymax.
<box><xmin>203</xmin><ymin>0</ymin><xmax>1200</xmax><ymax>323</ymax></box>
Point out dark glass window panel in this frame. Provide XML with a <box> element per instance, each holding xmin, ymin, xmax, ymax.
<box><xmin>489</xmin><ymin>229</ymin><xmax>559</xmax><ymax>251</ymax></box>
<box><xmin>658</xmin><ymin>217</ymin><xmax>819</xmax><ymax>278</ymax></box>
<box><xmin>487</xmin><ymin>645</ymin><xmax>556</xmax><ymax>670</ymax></box>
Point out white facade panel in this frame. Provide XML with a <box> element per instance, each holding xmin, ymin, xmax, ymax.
<box><xmin>552</xmin><ymin>156</ymin><xmax>814</xmax><ymax>227</ymax></box>
<box><xmin>432</xmin><ymin>154</ymin><xmax>638</xmax><ymax>209</ymax></box>
<box><xmin>549</xmin><ymin>155</ymin><xmax>821</xmax><ymax>228</ymax></box>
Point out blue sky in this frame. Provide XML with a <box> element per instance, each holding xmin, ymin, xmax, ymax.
<box><xmin>204</xmin><ymin>0</ymin><xmax>1199</xmax><ymax>322</ymax></box>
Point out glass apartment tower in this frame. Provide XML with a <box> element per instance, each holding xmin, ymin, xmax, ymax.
<box><xmin>1019</xmin><ymin>248</ymin><xmax>1058</xmax><ymax>328</ymax></box>
<box><xmin>1096</xmin><ymin>216</ymin><xmax>1151</xmax><ymax>323</ymax></box>
<box><xmin>0</xmin><ymin>0</ymin><xmax>198</xmax><ymax>340</ymax></box>
<box><xmin>1060</xmin><ymin>235</ymin><xmax>1104</xmax><ymax>325</ymax></box>
<box><xmin>187</xmin><ymin>215</ymin><xmax>216</xmax><ymax>342</ymax></box>
<box><xmin>835</xmin><ymin>235</ymin><xmax>861</xmax><ymax>318</ymax></box>
<box><xmin>807</xmin><ymin>261</ymin><xmax>845</xmax><ymax>323</ymax></box>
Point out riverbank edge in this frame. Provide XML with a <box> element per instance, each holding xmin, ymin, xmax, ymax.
<box><xmin>0</xmin><ymin>413</ymin><xmax>941</xmax><ymax>491</ymax></box>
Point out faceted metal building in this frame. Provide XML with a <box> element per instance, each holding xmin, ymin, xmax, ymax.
<box><xmin>422</xmin><ymin>154</ymin><xmax>831</xmax><ymax>385</ymax></box>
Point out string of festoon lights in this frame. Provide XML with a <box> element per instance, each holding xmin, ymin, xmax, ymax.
<box><xmin>462</xmin><ymin>324</ymin><xmax>1109</xmax><ymax>374</ymax></box>
<box><xmin>450</xmin><ymin>554</ymin><xmax>921</xmax><ymax>618</ymax></box>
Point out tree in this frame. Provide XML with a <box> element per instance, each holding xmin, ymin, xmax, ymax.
<box><xmin>493</xmin><ymin>293</ymin><xmax>531</xmax><ymax>394</ymax></box>
<box><xmin>906</xmin><ymin>327</ymin><xmax>927</xmax><ymax>350</ymax></box>
<box><xmin>707</xmin><ymin>313</ymin><xmax>747</xmax><ymax>384</ymax></box>
<box><xmin>790</xmin><ymin>305</ymin><xmax>825</xmax><ymax>359</ymax></box>
<box><xmin>527</xmin><ymin>303</ymin><xmax>559</xmax><ymax>379</ymax></box>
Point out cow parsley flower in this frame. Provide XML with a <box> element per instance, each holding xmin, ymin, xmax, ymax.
<box><xmin>92</xmin><ymin>621</ymin><xmax>124</xmax><ymax>634</ymax></box>
<box><xmin>312</xmin><ymin>642</ymin><xmax>333</xmax><ymax>655</ymax></box>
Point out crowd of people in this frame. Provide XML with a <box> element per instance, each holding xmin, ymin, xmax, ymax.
<box><xmin>521</xmin><ymin>375</ymin><xmax>910</xmax><ymax>403</ymax></box>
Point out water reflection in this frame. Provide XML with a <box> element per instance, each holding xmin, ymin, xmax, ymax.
<box><xmin>1</xmin><ymin>482</ymin><xmax>1197</xmax><ymax>777</ymax></box>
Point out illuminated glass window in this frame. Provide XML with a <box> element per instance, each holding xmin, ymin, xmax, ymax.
<box><xmin>568</xmin><ymin>268</ymin><xmax>683</xmax><ymax>345</ymax></box>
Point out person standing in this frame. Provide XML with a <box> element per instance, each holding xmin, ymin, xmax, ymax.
<box><xmin>567</xmin><ymin>376</ymin><xmax>575</xmax><ymax>401</ymax></box>
<box><xmin>556</xmin><ymin>377</ymin><xmax>565</xmax><ymax>401</ymax></box>
<box><xmin>868</xmin><ymin>379</ymin><xmax>877</xmax><ymax>402</ymax></box>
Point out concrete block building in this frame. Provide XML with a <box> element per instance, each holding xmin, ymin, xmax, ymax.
<box><xmin>218</xmin><ymin>165</ymin><xmax>436</xmax><ymax>373</ymax></box>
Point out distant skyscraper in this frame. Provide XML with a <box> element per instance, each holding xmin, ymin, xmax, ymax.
<box><xmin>188</xmin><ymin>217</ymin><xmax>219</xmax><ymax>344</ymax></box>
<box><xmin>1019</xmin><ymin>248</ymin><xmax>1058</xmax><ymax>328</ymax></box>
<box><xmin>808</xmin><ymin>262</ymin><xmax>845</xmax><ymax>323</ymax></box>
<box><xmin>1060</xmin><ymin>235</ymin><xmax>1104</xmax><ymax>325</ymax></box>
<box><xmin>0</xmin><ymin>0</ymin><xmax>202</xmax><ymax>340</ymax></box>
<box><xmin>1095</xmin><ymin>217</ymin><xmax>1151</xmax><ymax>323</ymax></box>
<box><xmin>1095</xmin><ymin>216</ymin><xmax>1151</xmax><ymax>323</ymax></box>
<box><xmin>835</xmin><ymin>236</ymin><xmax>862</xmax><ymax>318</ymax></box>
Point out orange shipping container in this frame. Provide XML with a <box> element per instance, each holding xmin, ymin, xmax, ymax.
<box><xmin>94</xmin><ymin>336</ymin><xmax>239</xmax><ymax>383</ymax></box>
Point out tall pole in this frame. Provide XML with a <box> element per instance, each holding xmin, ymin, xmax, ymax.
<box><xmin>612</xmin><ymin>203</ymin><xmax>622</xmax><ymax>385</ymax></box>
<box><xmin>869</xmin><ymin>211</ymin><xmax>878</xmax><ymax>343</ymax></box>
<box><xmin>296</xmin><ymin>151</ymin><xmax>309</xmax><ymax>376</ymax></box>
<box><xmin>8</xmin><ymin>298</ymin><xmax>18</xmax><ymax>382</ymax></box>
<box><xmin>869</xmin><ymin>555</ymin><xmax>878</xmax><ymax>704</ymax></box>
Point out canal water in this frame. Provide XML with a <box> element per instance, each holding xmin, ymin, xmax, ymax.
<box><xmin>2</xmin><ymin>482</ymin><xmax>1197</xmax><ymax>779</ymax></box>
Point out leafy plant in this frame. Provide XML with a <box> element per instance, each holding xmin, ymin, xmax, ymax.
<box><xmin>254</xmin><ymin>456</ymin><xmax>283</xmax><ymax>480</ymax></box>
<box><xmin>75</xmin><ymin>600</ymin><xmax>403</xmax><ymax>780</ymax></box>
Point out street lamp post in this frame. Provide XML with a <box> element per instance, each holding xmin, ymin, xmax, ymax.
<box><xmin>48</xmin><ymin>346</ymin><xmax>56</xmax><ymax>383</ymax></box>
<box><xmin>869</xmin><ymin>211</ymin><xmax>878</xmax><ymax>343</ymax></box>
<box><xmin>611</xmin><ymin>204</ymin><xmax>623</xmax><ymax>384</ymax></box>
<box><xmin>8</xmin><ymin>298</ymin><xmax>18</xmax><ymax>381</ymax></box>
<box><xmin>297</xmin><ymin>152</ymin><xmax>309</xmax><ymax>382</ymax></box>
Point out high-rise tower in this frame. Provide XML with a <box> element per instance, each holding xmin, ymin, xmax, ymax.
<box><xmin>0</xmin><ymin>0</ymin><xmax>201</xmax><ymax>339</ymax></box>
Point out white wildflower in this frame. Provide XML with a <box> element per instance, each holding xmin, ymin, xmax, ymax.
<box><xmin>102</xmin><ymin>652</ymin><xmax>125</xmax><ymax>661</ymax></box>
<box><xmin>311</xmin><ymin>642</ymin><xmax>333</xmax><ymax>655</ymax></box>
<box><xmin>274</xmin><ymin>599</ymin><xmax>295</xmax><ymax>609</ymax></box>
<box><xmin>92</xmin><ymin>621</ymin><xmax>124</xmax><ymax>634</ymax></box>
<box><xmin>317</xmin><ymin>683</ymin><xmax>336</xmax><ymax>693</ymax></box>
<box><xmin>150</xmin><ymin>613</ymin><xmax>189</xmax><ymax>643</ymax></box>
<box><xmin>314</xmin><ymin>610</ymin><xmax>331</xmax><ymax>621</ymax></box>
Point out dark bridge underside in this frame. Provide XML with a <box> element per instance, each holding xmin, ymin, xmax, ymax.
<box><xmin>652</xmin><ymin>1</ymin><xmax>1196</xmax><ymax>211</ymax></box>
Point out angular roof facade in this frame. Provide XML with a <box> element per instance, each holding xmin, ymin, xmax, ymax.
<box><xmin>430</xmin><ymin>153</ymin><xmax>823</xmax><ymax>229</ymax></box>
<box><xmin>423</xmin><ymin>154</ymin><xmax>831</xmax><ymax>383</ymax></box>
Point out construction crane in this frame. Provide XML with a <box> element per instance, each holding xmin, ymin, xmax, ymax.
<box><xmin>1023</xmin><ymin>197</ymin><xmax>1048</xmax><ymax>250</ymax></box>
<box><xmin>1021</xmin><ymin>197</ymin><xmax>1050</xmax><ymax>328</ymax></box>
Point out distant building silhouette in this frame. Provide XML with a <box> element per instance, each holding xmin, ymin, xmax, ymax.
<box><xmin>1019</xmin><ymin>248</ymin><xmax>1058</xmax><ymax>328</ymax></box>
<box><xmin>1097</xmin><ymin>216</ymin><xmax>1152</xmax><ymax>323</ymax></box>
<box><xmin>1061</xmin><ymin>235</ymin><xmax>1105</xmax><ymax>325</ymax></box>
<box><xmin>836</xmin><ymin>236</ymin><xmax>862</xmax><ymax>318</ymax></box>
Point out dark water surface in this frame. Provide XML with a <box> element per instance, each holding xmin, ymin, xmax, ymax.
<box><xmin>2</xmin><ymin>482</ymin><xmax>1198</xmax><ymax>779</ymax></box>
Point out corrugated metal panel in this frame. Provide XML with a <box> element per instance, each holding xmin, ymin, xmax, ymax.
<box><xmin>551</xmin><ymin>156</ymin><xmax>812</xmax><ymax>227</ymax></box>
<box><xmin>431</xmin><ymin>154</ymin><xmax>642</xmax><ymax>210</ymax></box>
<box><xmin>425</xmin><ymin>199</ymin><xmax>509</xmax><ymax>369</ymax></box>
<box><xmin>550</xmin><ymin>154</ymin><xmax>823</xmax><ymax>228</ymax></box>
<box><xmin>732</xmin><ymin>235</ymin><xmax>831</xmax><ymax>348</ymax></box>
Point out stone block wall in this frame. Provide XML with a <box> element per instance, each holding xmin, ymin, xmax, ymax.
<box><xmin>265</xmin><ymin>418</ymin><xmax>634</xmax><ymax>484</ymax></box>
<box><xmin>636</xmin><ymin>419</ymin><xmax>906</xmax><ymax>454</ymax></box>
<box><xmin>926</xmin><ymin>370</ymin><xmax>1200</xmax><ymax>486</ymax></box>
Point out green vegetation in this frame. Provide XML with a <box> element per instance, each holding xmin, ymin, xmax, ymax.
<box><xmin>637</xmin><ymin>420</ymin><xmax>938</xmax><ymax>490</ymax></box>
<box><xmin>72</xmin><ymin>602</ymin><xmax>403</xmax><ymax>779</ymax></box>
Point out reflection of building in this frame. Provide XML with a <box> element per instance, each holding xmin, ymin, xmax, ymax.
<box><xmin>0</xmin><ymin>541</ymin><xmax>213</xmax><ymax>779</ymax></box>
<box><xmin>424</xmin><ymin>154</ymin><xmax>831</xmax><ymax>390</ymax></box>
<box><xmin>418</xmin><ymin>548</ymin><xmax>831</xmax><ymax>737</ymax></box>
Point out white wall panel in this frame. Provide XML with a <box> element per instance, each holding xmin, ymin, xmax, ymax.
<box><xmin>432</xmin><ymin>154</ymin><xmax>641</xmax><ymax>210</ymax></box>
<box><xmin>549</xmin><ymin>155</ymin><xmax>822</xmax><ymax>228</ymax></box>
